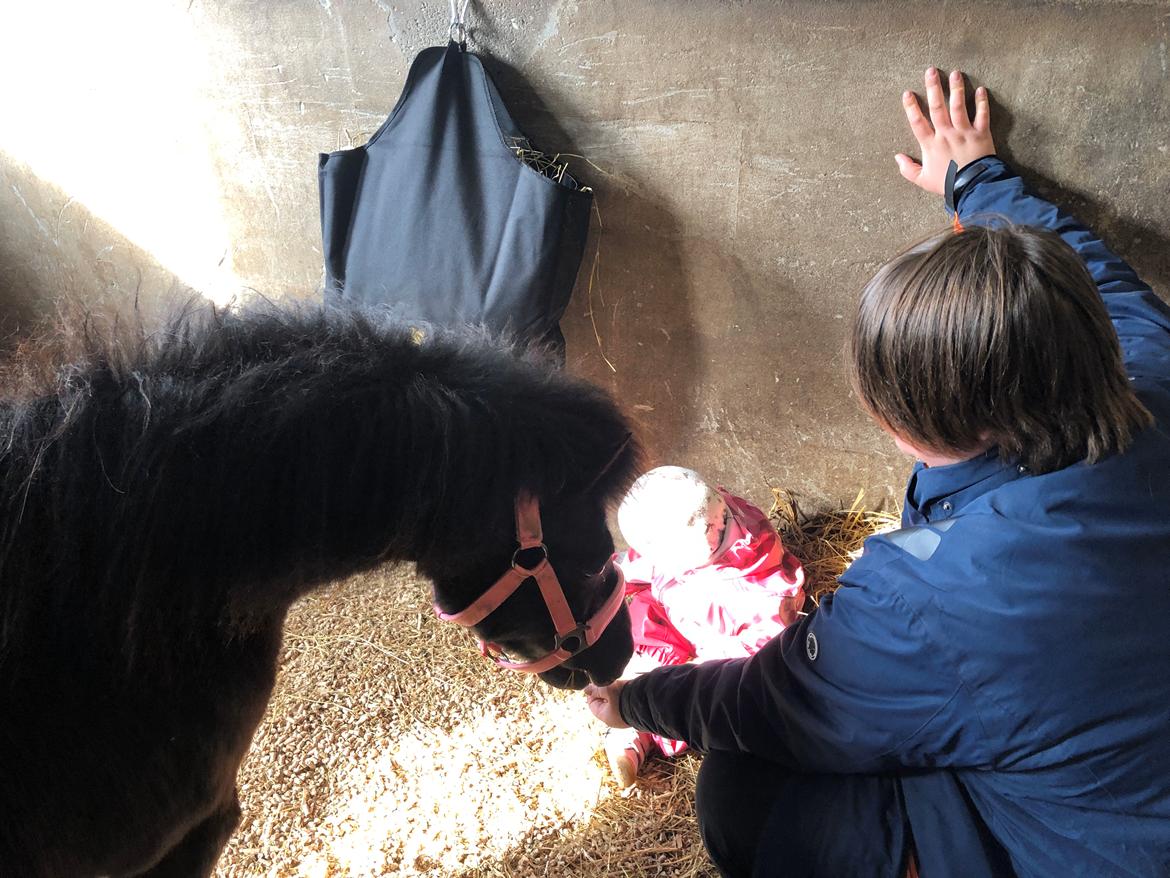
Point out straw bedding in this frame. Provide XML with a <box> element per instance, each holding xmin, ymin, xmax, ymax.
<box><xmin>215</xmin><ymin>493</ymin><xmax>897</xmax><ymax>877</ymax></box>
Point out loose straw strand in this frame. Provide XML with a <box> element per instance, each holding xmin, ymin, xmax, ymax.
<box><xmin>586</xmin><ymin>212</ymin><xmax>617</xmax><ymax>373</ymax></box>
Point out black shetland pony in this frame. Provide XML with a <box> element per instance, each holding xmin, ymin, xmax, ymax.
<box><xmin>0</xmin><ymin>305</ymin><xmax>639</xmax><ymax>877</ymax></box>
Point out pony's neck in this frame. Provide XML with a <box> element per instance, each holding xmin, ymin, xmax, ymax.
<box><xmin>2</xmin><ymin>308</ymin><xmax>634</xmax><ymax>652</ymax></box>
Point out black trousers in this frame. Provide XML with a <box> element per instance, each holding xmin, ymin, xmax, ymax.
<box><xmin>695</xmin><ymin>752</ymin><xmax>1013</xmax><ymax>878</ymax></box>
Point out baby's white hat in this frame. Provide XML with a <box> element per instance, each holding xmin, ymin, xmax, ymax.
<box><xmin>618</xmin><ymin>466</ymin><xmax>726</xmax><ymax>571</ymax></box>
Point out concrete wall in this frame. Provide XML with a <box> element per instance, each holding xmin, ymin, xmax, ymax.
<box><xmin>2</xmin><ymin>0</ymin><xmax>1168</xmax><ymax>508</ymax></box>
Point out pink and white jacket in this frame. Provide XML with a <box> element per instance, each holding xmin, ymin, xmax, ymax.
<box><xmin>616</xmin><ymin>489</ymin><xmax>806</xmax><ymax>663</ymax></box>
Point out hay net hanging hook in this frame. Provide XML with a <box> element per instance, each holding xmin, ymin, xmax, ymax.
<box><xmin>448</xmin><ymin>0</ymin><xmax>471</xmax><ymax>46</ymax></box>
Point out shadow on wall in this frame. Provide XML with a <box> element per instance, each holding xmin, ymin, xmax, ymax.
<box><xmin>981</xmin><ymin>96</ymin><xmax>1170</xmax><ymax>299</ymax></box>
<box><xmin>1029</xmin><ymin>168</ymin><xmax>1170</xmax><ymax>297</ymax></box>
<box><xmin>0</xmin><ymin>155</ymin><xmax>192</xmax><ymax>354</ymax></box>
<box><xmin>565</xmin><ymin>190</ymin><xmax>704</xmax><ymax>469</ymax></box>
<box><xmin>483</xmin><ymin>56</ymin><xmax>704</xmax><ymax>467</ymax></box>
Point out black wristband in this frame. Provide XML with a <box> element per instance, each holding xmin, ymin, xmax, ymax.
<box><xmin>945</xmin><ymin>154</ymin><xmax>998</xmax><ymax>212</ymax></box>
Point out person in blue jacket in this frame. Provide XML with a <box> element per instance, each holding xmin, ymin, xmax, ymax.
<box><xmin>585</xmin><ymin>67</ymin><xmax>1170</xmax><ymax>878</ymax></box>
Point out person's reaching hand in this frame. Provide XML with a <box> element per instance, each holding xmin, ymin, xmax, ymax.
<box><xmin>895</xmin><ymin>67</ymin><xmax>996</xmax><ymax>195</ymax></box>
<box><xmin>584</xmin><ymin>681</ymin><xmax>630</xmax><ymax>729</ymax></box>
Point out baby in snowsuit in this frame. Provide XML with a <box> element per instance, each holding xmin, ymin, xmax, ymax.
<box><xmin>603</xmin><ymin>466</ymin><xmax>806</xmax><ymax>787</ymax></box>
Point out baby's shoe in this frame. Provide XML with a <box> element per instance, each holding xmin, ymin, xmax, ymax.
<box><xmin>604</xmin><ymin>728</ymin><xmax>653</xmax><ymax>788</ymax></box>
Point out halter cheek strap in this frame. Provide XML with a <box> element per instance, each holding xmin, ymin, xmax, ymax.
<box><xmin>434</xmin><ymin>492</ymin><xmax>626</xmax><ymax>674</ymax></box>
<box><xmin>434</xmin><ymin>495</ymin><xmax>548</xmax><ymax>628</ymax></box>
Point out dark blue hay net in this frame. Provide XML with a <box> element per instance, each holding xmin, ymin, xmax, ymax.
<box><xmin>319</xmin><ymin>40</ymin><xmax>593</xmax><ymax>355</ymax></box>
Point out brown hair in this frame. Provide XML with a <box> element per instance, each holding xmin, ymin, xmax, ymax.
<box><xmin>849</xmin><ymin>224</ymin><xmax>1152</xmax><ymax>473</ymax></box>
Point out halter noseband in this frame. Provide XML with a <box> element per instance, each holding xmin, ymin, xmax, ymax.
<box><xmin>433</xmin><ymin>492</ymin><xmax>626</xmax><ymax>674</ymax></box>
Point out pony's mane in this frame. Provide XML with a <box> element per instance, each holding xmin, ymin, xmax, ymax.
<box><xmin>1</xmin><ymin>299</ymin><xmax>637</xmax><ymax>498</ymax></box>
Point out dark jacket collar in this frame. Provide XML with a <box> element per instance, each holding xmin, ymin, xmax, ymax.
<box><xmin>904</xmin><ymin>448</ymin><xmax>1028</xmax><ymax>525</ymax></box>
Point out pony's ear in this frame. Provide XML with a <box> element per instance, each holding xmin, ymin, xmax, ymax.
<box><xmin>570</xmin><ymin>430</ymin><xmax>641</xmax><ymax>501</ymax></box>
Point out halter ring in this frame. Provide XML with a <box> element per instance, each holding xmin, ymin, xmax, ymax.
<box><xmin>511</xmin><ymin>543</ymin><xmax>549</xmax><ymax>573</ymax></box>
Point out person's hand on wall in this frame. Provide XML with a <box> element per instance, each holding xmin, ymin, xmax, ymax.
<box><xmin>585</xmin><ymin>681</ymin><xmax>631</xmax><ymax>729</ymax></box>
<box><xmin>895</xmin><ymin>67</ymin><xmax>997</xmax><ymax>195</ymax></box>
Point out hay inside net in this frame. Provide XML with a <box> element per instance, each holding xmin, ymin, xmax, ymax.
<box><xmin>507</xmin><ymin>136</ymin><xmax>591</xmax><ymax>192</ymax></box>
<box><xmin>215</xmin><ymin>491</ymin><xmax>898</xmax><ymax>878</ymax></box>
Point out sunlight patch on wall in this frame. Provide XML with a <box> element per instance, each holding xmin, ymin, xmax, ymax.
<box><xmin>0</xmin><ymin>1</ymin><xmax>247</xmax><ymax>306</ymax></box>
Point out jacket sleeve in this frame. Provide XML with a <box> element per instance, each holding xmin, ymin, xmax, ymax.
<box><xmin>955</xmin><ymin>158</ymin><xmax>1170</xmax><ymax>381</ymax></box>
<box><xmin>618</xmin><ymin>554</ymin><xmax>989</xmax><ymax>774</ymax></box>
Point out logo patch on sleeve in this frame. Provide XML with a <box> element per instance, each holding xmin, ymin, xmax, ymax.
<box><xmin>805</xmin><ymin>631</ymin><xmax>819</xmax><ymax>661</ymax></box>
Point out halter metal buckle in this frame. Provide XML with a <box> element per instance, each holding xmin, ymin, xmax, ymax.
<box><xmin>554</xmin><ymin>623</ymin><xmax>590</xmax><ymax>656</ymax></box>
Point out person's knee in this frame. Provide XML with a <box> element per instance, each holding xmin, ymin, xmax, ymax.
<box><xmin>696</xmin><ymin>752</ymin><xmax>741</xmax><ymax>877</ymax></box>
<box><xmin>695</xmin><ymin>750</ymin><xmax>738</xmax><ymax>830</ymax></box>
<box><xmin>695</xmin><ymin>751</ymin><xmax>780</xmax><ymax>878</ymax></box>
<box><xmin>698</xmin><ymin>755</ymin><xmax>920</xmax><ymax>878</ymax></box>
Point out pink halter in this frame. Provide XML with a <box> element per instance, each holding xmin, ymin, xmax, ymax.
<box><xmin>434</xmin><ymin>492</ymin><xmax>627</xmax><ymax>674</ymax></box>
